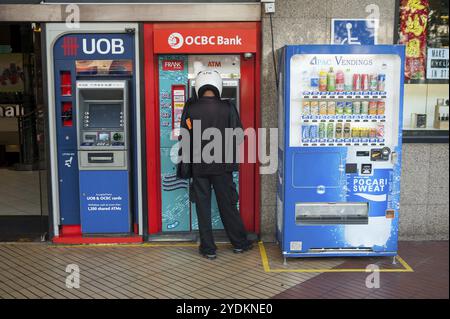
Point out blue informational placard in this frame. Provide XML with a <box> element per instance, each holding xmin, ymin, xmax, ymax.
<box><xmin>79</xmin><ymin>170</ymin><xmax>130</xmax><ymax>234</ymax></box>
<box><xmin>331</xmin><ymin>19</ymin><xmax>378</xmax><ymax>45</ymax></box>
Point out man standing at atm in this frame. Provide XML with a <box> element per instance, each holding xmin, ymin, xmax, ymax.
<box><xmin>178</xmin><ymin>70</ymin><xmax>252</xmax><ymax>260</ymax></box>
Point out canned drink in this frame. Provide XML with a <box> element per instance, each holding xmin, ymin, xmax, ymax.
<box><xmin>361</xmin><ymin>101</ymin><xmax>369</xmax><ymax>114</ymax></box>
<box><xmin>318</xmin><ymin>123</ymin><xmax>326</xmax><ymax>139</ymax></box>
<box><xmin>353</xmin><ymin>101</ymin><xmax>361</xmax><ymax>114</ymax></box>
<box><xmin>319</xmin><ymin>101</ymin><xmax>328</xmax><ymax>115</ymax></box>
<box><xmin>352</xmin><ymin>73</ymin><xmax>361</xmax><ymax>91</ymax></box>
<box><xmin>327</xmin><ymin>101</ymin><xmax>336</xmax><ymax>115</ymax></box>
<box><xmin>344</xmin><ymin>102</ymin><xmax>353</xmax><ymax>115</ymax></box>
<box><xmin>377</xmin><ymin>74</ymin><xmax>386</xmax><ymax>91</ymax></box>
<box><xmin>302</xmin><ymin>101</ymin><xmax>311</xmax><ymax>115</ymax></box>
<box><xmin>309</xmin><ymin>125</ymin><xmax>318</xmax><ymax>139</ymax></box>
<box><xmin>361</xmin><ymin>74</ymin><xmax>369</xmax><ymax>91</ymax></box>
<box><xmin>369</xmin><ymin>101</ymin><xmax>378</xmax><ymax>115</ymax></box>
<box><xmin>302</xmin><ymin>125</ymin><xmax>310</xmax><ymax>140</ymax></box>
<box><xmin>363</xmin><ymin>128</ymin><xmax>370</xmax><ymax>138</ymax></box>
<box><xmin>343</xmin><ymin>123</ymin><xmax>351</xmax><ymax>138</ymax></box>
<box><xmin>369</xmin><ymin>74</ymin><xmax>378</xmax><ymax>91</ymax></box>
<box><xmin>351</xmin><ymin>127</ymin><xmax>360</xmax><ymax>138</ymax></box>
<box><xmin>336</xmin><ymin>101</ymin><xmax>345</xmax><ymax>114</ymax></box>
<box><xmin>310</xmin><ymin>101</ymin><xmax>319</xmax><ymax>115</ymax></box>
<box><xmin>377</xmin><ymin>101</ymin><xmax>385</xmax><ymax>115</ymax></box>
<box><xmin>335</xmin><ymin>123</ymin><xmax>343</xmax><ymax>138</ymax></box>
<box><xmin>369</xmin><ymin>128</ymin><xmax>377</xmax><ymax>138</ymax></box>
<box><xmin>376</xmin><ymin>124</ymin><xmax>385</xmax><ymax>139</ymax></box>
<box><xmin>327</xmin><ymin>123</ymin><xmax>334</xmax><ymax>139</ymax></box>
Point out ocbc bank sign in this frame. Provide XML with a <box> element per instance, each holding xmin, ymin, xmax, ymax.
<box><xmin>153</xmin><ymin>28</ymin><xmax>257</xmax><ymax>53</ymax></box>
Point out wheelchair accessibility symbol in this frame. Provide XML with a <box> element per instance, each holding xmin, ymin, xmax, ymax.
<box><xmin>341</xmin><ymin>23</ymin><xmax>361</xmax><ymax>45</ymax></box>
<box><xmin>332</xmin><ymin>19</ymin><xmax>378</xmax><ymax>45</ymax></box>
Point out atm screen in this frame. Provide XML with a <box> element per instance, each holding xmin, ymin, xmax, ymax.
<box><xmin>88</xmin><ymin>103</ymin><xmax>122</xmax><ymax>128</ymax></box>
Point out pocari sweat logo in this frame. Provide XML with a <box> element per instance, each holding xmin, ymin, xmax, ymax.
<box><xmin>168</xmin><ymin>32</ymin><xmax>184</xmax><ymax>50</ymax></box>
<box><xmin>352</xmin><ymin>177</ymin><xmax>388</xmax><ymax>202</ymax></box>
<box><xmin>310</xmin><ymin>56</ymin><xmax>374</xmax><ymax>66</ymax></box>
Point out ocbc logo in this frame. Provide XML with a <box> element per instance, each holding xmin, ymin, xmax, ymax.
<box><xmin>168</xmin><ymin>32</ymin><xmax>184</xmax><ymax>49</ymax></box>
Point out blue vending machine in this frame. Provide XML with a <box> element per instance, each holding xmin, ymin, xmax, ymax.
<box><xmin>276</xmin><ymin>45</ymin><xmax>405</xmax><ymax>259</ymax></box>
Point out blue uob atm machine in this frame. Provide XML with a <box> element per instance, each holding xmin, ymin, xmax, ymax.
<box><xmin>276</xmin><ymin>45</ymin><xmax>405</xmax><ymax>261</ymax></box>
<box><xmin>52</xmin><ymin>30</ymin><xmax>138</xmax><ymax>235</ymax></box>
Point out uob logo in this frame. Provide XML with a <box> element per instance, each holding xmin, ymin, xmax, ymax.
<box><xmin>168</xmin><ymin>32</ymin><xmax>184</xmax><ymax>49</ymax></box>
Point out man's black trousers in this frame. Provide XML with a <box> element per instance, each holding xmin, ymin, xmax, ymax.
<box><xmin>192</xmin><ymin>172</ymin><xmax>248</xmax><ymax>255</ymax></box>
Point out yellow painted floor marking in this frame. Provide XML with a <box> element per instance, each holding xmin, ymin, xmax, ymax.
<box><xmin>258</xmin><ymin>241</ymin><xmax>414</xmax><ymax>273</ymax></box>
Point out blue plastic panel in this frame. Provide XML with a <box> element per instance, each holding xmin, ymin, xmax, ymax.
<box><xmin>79</xmin><ymin>170</ymin><xmax>130</xmax><ymax>234</ymax></box>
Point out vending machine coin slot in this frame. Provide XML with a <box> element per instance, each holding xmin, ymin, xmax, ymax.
<box><xmin>370</xmin><ymin>147</ymin><xmax>390</xmax><ymax>161</ymax></box>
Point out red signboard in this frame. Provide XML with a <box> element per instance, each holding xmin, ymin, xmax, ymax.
<box><xmin>154</xmin><ymin>28</ymin><xmax>257</xmax><ymax>53</ymax></box>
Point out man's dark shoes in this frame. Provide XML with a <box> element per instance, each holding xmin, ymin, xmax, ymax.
<box><xmin>233</xmin><ymin>242</ymin><xmax>254</xmax><ymax>254</ymax></box>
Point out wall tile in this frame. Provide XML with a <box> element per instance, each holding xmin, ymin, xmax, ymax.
<box><xmin>399</xmin><ymin>204</ymin><xmax>428</xmax><ymax>240</ymax></box>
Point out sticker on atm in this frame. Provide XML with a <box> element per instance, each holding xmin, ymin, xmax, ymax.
<box><xmin>162</xmin><ymin>60</ymin><xmax>185</xmax><ymax>71</ymax></box>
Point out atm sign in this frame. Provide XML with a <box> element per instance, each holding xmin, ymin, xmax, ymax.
<box><xmin>162</xmin><ymin>60</ymin><xmax>185</xmax><ymax>71</ymax></box>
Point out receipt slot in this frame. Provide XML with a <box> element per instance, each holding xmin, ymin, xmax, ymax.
<box><xmin>76</xmin><ymin>80</ymin><xmax>131</xmax><ymax>234</ymax></box>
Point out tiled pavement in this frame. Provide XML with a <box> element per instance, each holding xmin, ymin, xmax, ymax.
<box><xmin>0</xmin><ymin>241</ymin><xmax>448</xmax><ymax>299</ymax></box>
<box><xmin>274</xmin><ymin>241</ymin><xmax>449</xmax><ymax>299</ymax></box>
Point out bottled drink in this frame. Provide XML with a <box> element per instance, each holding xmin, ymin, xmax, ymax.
<box><xmin>369</xmin><ymin>101</ymin><xmax>378</xmax><ymax>115</ymax></box>
<box><xmin>302</xmin><ymin>101</ymin><xmax>311</xmax><ymax>115</ymax></box>
<box><xmin>369</xmin><ymin>74</ymin><xmax>378</xmax><ymax>91</ymax></box>
<box><xmin>335</xmin><ymin>69</ymin><xmax>345</xmax><ymax>92</ymax></box>
<box><xmin>327</xmin><ymin>101</ymin><xmax>336</xmax><ymax>115</ymax></box>
<box><xmin>327</xmin><ymin>67</ymin><xmax>336</xmax><ymax>92</ymax></box>
<box><xmin>335</xmin><ymin>123</ymin><xmax>343</xmax><ymax>138</ymax></box>
<box><xmin>310</xmin><ymin>101</ymin><xmax>319</xmax><ymax>115</ymax></box>
<box><xmin>319</xmin><ymin>101</ymin><xmax>328</xmax><ymax>115</ymax></box>
<box><xmin>319</xmin><ymin>70</ymin><xmax>327</xmax><ymax>91</ymax></box>
<box><xmin>343</xmin><ymin>123</ymin><xmax>351</xmax><ymax>138</ymax></box>
<box><xmin>361</xmin><ymin>101</ymin><xmax>369</xmax><ymax>114</ymax></box>
<box><xmin>377</xmin><ymin>74</ymin><xmax>386</xmax><ymax>91</ymax></box>
<box><xmin>376</xmin><ymin>124</ymin><xmax>385</xmax><ymax>139</ymax></box>
<box><xmin>377</xmin><ymin>101</ymin><xmax>385</xmax><ymax>115</ymax></box>
<box><xmin>302</xmin><ymin>70</ymin><xmax>310</xmax><ymax>91</ymax></box>
<box><xmin>361</xmin><ymin>74</ymin><xmax>369</xmax><ymax>91</ymax></box>
<box><xmin>344</xmin><ymin>69</ymin><xmax>353</xmax><ymax>91</ymax></box>
<box><xmin>336</xmin><ymin>101</ymin><xmax>345</xmax><ymax>115</ymax></box>
<box><xmin>344</xmin><ymin>102</ymin><xmax>353</xmax><ymax>115</ymax></box>
<box><xmin>319</xmin><ymin>123</ymin><xmax>326</xmax><ymax>139</ymax></box>
<box><xmin>353</xmin><ymin>74</ymin><xmax>361</xmax><ymax>91</ymax></box>
<box><xmin>327</xmin><ymin>123</ymin><xmax>334</xmax><ymax>139</ymax></box>
<box><xmin>302</xmin><ymin>125</ymin><xmax>310</xmax><ymax>140</ymax></box>
<box><xmin>310</xmin><ymin>68</ymin><xmax>320</xmax><ymax>91</ymax></box>
<box><xmin>310</xmin><ymin>125</ymin><xmax>318</xmax><ymax>139</ymax></box>
<box><xmin>353</xmin><ymin>101</ymin><xmax>361</xmax><ymax>114</ymax></box>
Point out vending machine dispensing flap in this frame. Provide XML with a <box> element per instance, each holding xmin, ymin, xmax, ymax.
<box><xmin>295</xmin><ymin>202</ymin><xmax>369</xmax><ymax>225</ymax></box>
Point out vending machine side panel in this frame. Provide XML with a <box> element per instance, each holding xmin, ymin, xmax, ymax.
<box><xmin>276</xmin><ymin>47</ymin><xmax>287</xmax><ymax>248</ymax></box>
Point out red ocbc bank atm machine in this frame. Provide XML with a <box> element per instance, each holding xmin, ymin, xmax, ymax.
<box><xmin>143</xmin><ymin>22</ymin><xmax>261</xmax><ymax>239</ymax></box>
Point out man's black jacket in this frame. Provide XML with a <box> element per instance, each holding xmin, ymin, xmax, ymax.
<box><xmin>177</xmin><ymin>96</ymin><xmax>244</xmax><ymax>178</ymax></box>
